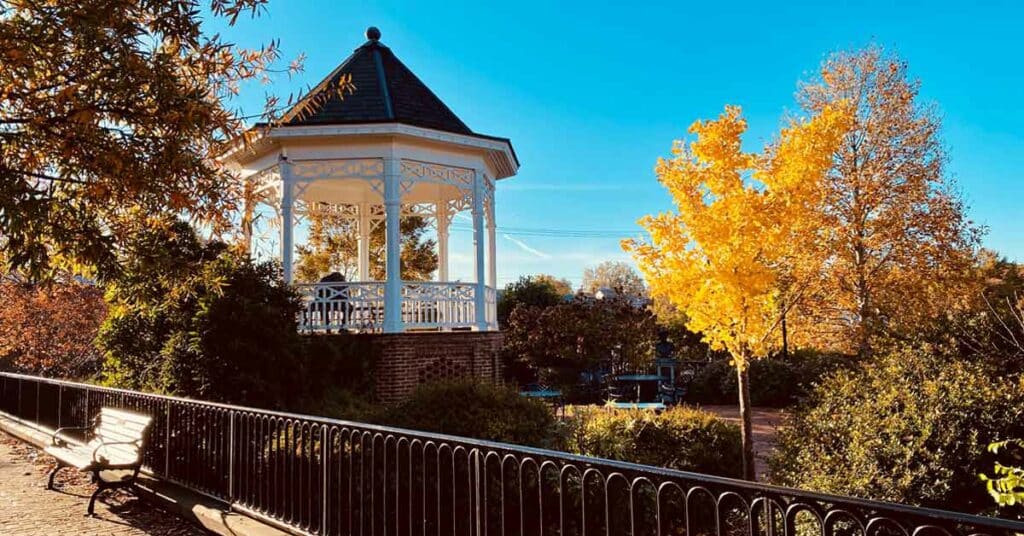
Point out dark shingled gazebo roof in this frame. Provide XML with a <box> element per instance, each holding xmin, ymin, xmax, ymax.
<box><xmin>281</xmin><ymin>27</ymin><xmax>472</xmax><ymax>135</ymax></box>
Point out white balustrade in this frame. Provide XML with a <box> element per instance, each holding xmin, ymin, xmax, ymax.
<box><xmin>401</xmin><ymin>282</ymin><xmax>476</xmax><ymax>329</ymax></box>
<box><xmin>297</xmin><ymin>282</ymin><xmax>385</xmax><ymax>332</ymax></box>
<box><xmin>484</xmin><ymin>286</ymin><xmax>498</xmax><ymax>329</ymax></box>
<box><xmin>296</xmin><ymin>281</ymin><xmax>497</xmax><ymax>332</ymax></box>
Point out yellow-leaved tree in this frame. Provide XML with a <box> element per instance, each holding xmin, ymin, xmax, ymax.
<box><xmin>624</xmin><ymin>104</ymin><xmax>851</xmax><ymax>480</ymax></box>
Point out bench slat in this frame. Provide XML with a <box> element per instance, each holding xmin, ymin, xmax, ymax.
<box><xmin>90</xmin><ymin>443</ymin><xmax>140</xmax><ymax>466</ymax></box>
<box><xmin>95</xmin><ymin>427</ymin><xmax>143</xmax><ymax>444</ymax></box>
<box><xmin>98</xmin><ymin>415</ymin><xmax>149</xmax><ymax>432</ymax></box>
<box><xmin>45</xmin><ymin>445</ymin><xmax>94</xmax><ymax>470</ymax></box>
<box><xmin>99</xmin><ymin>407</ymin><xmax>153</xmax><ymax>427</ymax></box>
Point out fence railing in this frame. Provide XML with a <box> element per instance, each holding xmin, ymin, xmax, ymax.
<box><xmin>1</xmin><ymin>371</ymin><xmax>1022</xmax><ymax>536</ymax></box>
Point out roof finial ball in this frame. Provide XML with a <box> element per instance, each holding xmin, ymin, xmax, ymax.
<box><xmin>366</xmin><ymin>26</ymin><xmax>381</xmax><ymax>42</ymax></box>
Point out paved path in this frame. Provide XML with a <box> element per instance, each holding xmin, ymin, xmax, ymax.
<box><xmin>0</xmin><ymin>434</ymin><xmax>205</xmax><ymax>535</ymax></box>
<box><xmin>698</xmin><ymin>405</ymin><xmax>785</xmax><ymax>479</ymax></box>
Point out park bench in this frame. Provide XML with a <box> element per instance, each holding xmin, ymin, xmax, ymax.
<box><xmin>44</xmin><ymin>407</ymin><xmax>153</xmax><ymax>516</ymax></box>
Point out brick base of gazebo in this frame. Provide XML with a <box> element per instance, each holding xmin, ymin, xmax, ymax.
<box><xmin>367</xmin><ymin>332</ymin><xmax>504</xmax><ymax>403</ymax></box>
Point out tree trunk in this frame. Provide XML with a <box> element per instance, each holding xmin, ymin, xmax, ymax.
<box><xmin>780</xmin><ymin>307</ymin><xmax>789</xmax><ymax>359</ymax></box>
<box><xmin>735</xmin><ymin>362</ymin><xmax>756</xmax><ymax>481</ymax></box>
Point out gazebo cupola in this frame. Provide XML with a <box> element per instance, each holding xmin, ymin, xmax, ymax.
<box><xmin>224</xmin><ymin>27</ymin><xmax>518</xmax><ymax>334</ymax></box>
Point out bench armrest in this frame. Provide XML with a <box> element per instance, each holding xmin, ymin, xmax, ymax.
<box><xmin>91</xmin><ymin>440</ymin><xmax>142</xmax><ymax>465</ymax></box>
<box><xmin>51</xmin><ymin>426</ymin><xmax>90</xmax><ymax>447</ymax></box>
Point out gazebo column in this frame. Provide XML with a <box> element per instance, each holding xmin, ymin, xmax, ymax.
<box><xmin>357</xmin><ymin>201</ymin><xmax>371</xmax><ymax>281</ymax></box>
<box><xmin>383</xmin><ymin>158</ymin><xmax>403</xmax><ymax>333</ymax></box>
<box><xmin>487</xmin><ymin>200</ymin><xmax>497</xmax><ymax>290</ymax></box>
<box><xmin>279</xmin><ymin>155</ymin><xmax>295</xmax><ymax>284</ymax></box>
<box><xmin>472</xmin><ymin>170</ymin><xmax>487</xmax><ymax>330</ymax></box>
<box><xmin>436</xmin><ymin>197</ymin><xmax>449</xmax><ymax>281</ymax></box>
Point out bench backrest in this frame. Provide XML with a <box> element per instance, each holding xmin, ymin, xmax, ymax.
<box><xmin>90</xmin><ymin>407</ymin><xmax>153</xmax><ymax>465</ymax></box>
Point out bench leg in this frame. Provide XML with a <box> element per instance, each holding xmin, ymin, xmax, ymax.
<box><xmin>46</xmin><ymin>462</ymin><xmax>63</xmax><ymax>490</ymax></box>
<box><xmin>87</xmin><ymin>485</ymin><xmax>105</xmax><ymax>517</ymax></box>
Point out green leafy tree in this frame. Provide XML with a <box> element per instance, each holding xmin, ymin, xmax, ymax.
<box><xmin>496</xmin><ymin>275</ymin><xmax>565</xmax><ymax>327</ymax></box>
<box><xmin>97</xmin><ymin>219</ymin><xmax>303</xmax><ymax>407</ymax></box>
<box><xmin>503</xmin><ymin>294</ymin><xmax>657</xmax><ymax>388</ymax></box>
<box><xmin>295</xmin><ymin>211</ymin><xmax>437</xmax><ymax>282</ymax></box>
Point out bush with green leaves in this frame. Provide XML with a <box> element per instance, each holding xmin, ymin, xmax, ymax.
<box><xmin>567</xmin><ymin>406</ymin><xmax>742</xmax><ymax>477</ymax></box>
<box><xmin>371</xmin><ymin>380</ymin><xmax>558</xmax><ymax>448</ymax></box>
<box><xmin>503</xmin><ymin>294</ymin><xmax>658</xmax><ymax>390</ymax></box>
<box><xmin>97</xmin><ymin>220</ymin><xmax>304</xmax><ymax>408</ymax></box>
<box><xmin>981</xmin><ymin>439</ymin><xmax>1024</xmax><ymax>507</ymax></box>
<box><xmin>686</xmin><ymin>349</ymin><xmax>850</xmax><ymax>407</ymax></box>
<box><xmin>769</xmin><ymin>344</ymin><xmax>1024</xmax><ymax>517</ymax></box>
<box><xmin>496</xmin><ymin>275</ymin><xmax>567</xmax><ymax>327</ymax></box>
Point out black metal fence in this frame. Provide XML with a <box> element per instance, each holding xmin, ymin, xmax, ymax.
<box><xmin>1</xmin><ymin>371</ymin><xmax>1022</xmax><ymax>536</ymax></box>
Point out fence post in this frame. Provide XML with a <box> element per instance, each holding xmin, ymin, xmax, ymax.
<box><xmin>321</xmin><ymin>424</ymin><xmax>329</xmax><ymax>535</ymax></box>
<box><xmin>57</xmin><ymin>384</ymin><xmax>62</xmax><ymax>429</ymax></box>
<box><xmin>35</xmin><ymin>381</ymin><xmax>41</xmax><ymax>428</ymax></box>
<box><xmin>165</xmin><ymin>400</ymin><xmax>172</xmax><ymax>477</ymax></box>
<box><xmin>228</xmin><ymin>411</ymin><xmax>235</xmax><ymax>500</ymax></box>
<box><xmin>474</xmin><ymin>449</ymin><xmax>483</xmax><ymax>536</ymax></box>
<box><xmin>16</xmin><ymin>378</ymin><xmax>21</xmax><ymax>419</ymax></box>
<box><xmin>83</xmin><ymin>388</ymin><xmax>89</xmax><ymax>429</ymax></box>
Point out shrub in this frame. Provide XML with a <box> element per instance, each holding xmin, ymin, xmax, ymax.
<box><xmin>373</xmin><ymin>380</ymin><xmax>558</xmax><ymax>448</ymax></box>
<box><xmin>568</xmin><ymin>406</ymin><xmax>743</xmax><ymax>478</ymax></box>
<box><xmin>686</xmin><ymin>349</ymin><xmax>850</xmax><ymax>407</ymax></box>
<box><xmin>295</xmin><ymin>333</ymin><xmax>379</xmax><ymax>403</ymax></box>
<box><xmin>503</xmin><ymin>294</ymin><xmax>657</xmax><ymax>388</ymax></box>
<box><xmin>97</xmin><ymin>220</ymin><xmax>305</xmax><ymax>408</ymax></box>
<box><xmin>769</xmin><ymin>344</ymin><xmax>1024</xmax><ymax>517</ymax></box>
<box><xmin>100</xmin><ymin>252</ymin><xmax>303</xmax><ymax>407</ymax></box>
<box><xmin>497</xmin><ymin>275</ymin><xmax>565</xmax><ymax>327</ymax></box>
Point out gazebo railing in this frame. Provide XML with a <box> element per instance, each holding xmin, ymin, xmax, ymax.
<box><xmin>297</xmin><ymin>281</ymin><xmax>496</xmax><ymax>332</ymax></box>
<box><xmin>484</xmin><ymin>286</ymin><xmax>498</xmax><ymax>329</ymax></box>
<box><xmin>298</xmin><ymin>282</ymin><xmax>386</xmax><ymax>332</ymax></box>
<box><xmin>401</xmin><ymin>281</ymin><xmax>477</xmax><ymax>329</ymax></box>
<box><xmin>2</xmin><ymin>372</ymin><xmax>1024</xmax><ymax>536</ymax></box>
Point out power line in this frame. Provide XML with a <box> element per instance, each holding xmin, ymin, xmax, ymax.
<box><xmin>449</xmin><ymin>224</ymin><xmax>639</xmax><ymax>239</ymax></box>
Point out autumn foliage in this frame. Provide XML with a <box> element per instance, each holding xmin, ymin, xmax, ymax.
<box><xmin>0</xmin><ymin>0</ymin><xmax>296</xmax><ymax>280</ymax></box>
<box><xmin>0</xmin><ymin>280</ymin><xmax>107</xmax><ymax>377</ymax></box>
<box><xmin>625</xmin><ymin>103</ymin><xmax>853</xmax><ymax>478</ymax></box>
<box><xmin>795</xmin><ymin>46</ymin><xmax>982</xmax><ymax>355</ymax></box>
<box><xmin>626</xmin><ymin>104</ymin><xmax>852</xmax><ymax>364</ymax></box>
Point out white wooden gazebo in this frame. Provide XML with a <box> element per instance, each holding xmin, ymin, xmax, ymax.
<box><xmin>223</xmin><ymin>27</ymin><xmax>518</xmax><ymax>333</ymax></box>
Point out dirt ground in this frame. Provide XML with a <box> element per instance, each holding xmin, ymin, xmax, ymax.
<box><xmin>697</xmin><ymin>405</ymin><xmax>785</xmax><ymax>479</ymax></box>
<box><xmin>0</xmin><ymin>433</ymin><xmax>204</xmax><ymax>536</ymax></box>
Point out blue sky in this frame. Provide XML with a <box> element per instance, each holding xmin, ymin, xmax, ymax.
<box><xmin>212</xmin><ymin>0</ymin><xmax>1024</xmax><ymax>287</ymax></box>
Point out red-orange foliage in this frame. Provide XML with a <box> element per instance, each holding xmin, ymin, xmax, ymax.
<box><xmin>0</xmin><ymin>281</ymin><xmax>107</xmax><ymax>378</ymax></box>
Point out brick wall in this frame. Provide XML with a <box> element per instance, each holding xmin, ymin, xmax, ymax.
<box><xmin>366</xmin><ymin>331</ymin><xmax>504</xmax><ymax>403</ymax></box>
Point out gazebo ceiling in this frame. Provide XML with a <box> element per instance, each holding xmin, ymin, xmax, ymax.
<box><xmin>296</xmin><ymin>176</ymin><xmax>468</xmax><ymax>206</ymax></box>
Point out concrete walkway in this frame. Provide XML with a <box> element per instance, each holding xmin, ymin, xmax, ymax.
<box><xmin>0</xmin><ymin>433</ymin><xmax>205</xmax><ymax>536</ymax></box>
